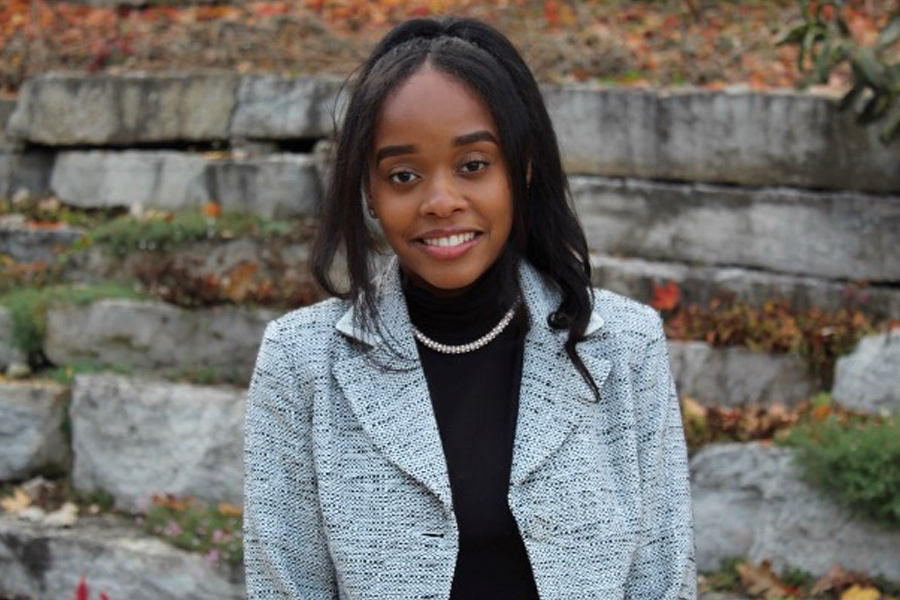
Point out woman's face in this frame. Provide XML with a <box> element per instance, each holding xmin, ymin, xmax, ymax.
<box><xmin>368</xmin><ymin>66</ymin><xmax>513</xmax><ymax>295</ymax></box>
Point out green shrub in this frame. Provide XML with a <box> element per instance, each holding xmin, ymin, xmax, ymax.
<box><xmin>783</xmin><ymin>413</ymin><xmax>900</xmax><ymax>528</ymax></box>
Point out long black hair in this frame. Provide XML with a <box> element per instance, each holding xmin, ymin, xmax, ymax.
<box><xmin>311</xmin><ymin>17</ymin><xmax>598</xmax><ymax>398</ymax></box>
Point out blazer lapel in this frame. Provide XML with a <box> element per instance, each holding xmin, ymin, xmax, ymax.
<box><xmin>509</xmin><ymin>264</ymin><xmax>613</xmax><ymax>487</ymax></box>
<box><xmin>332</xmin><ymin>262</ymin><xmax>453</xmax><ymax>509</ymax></box>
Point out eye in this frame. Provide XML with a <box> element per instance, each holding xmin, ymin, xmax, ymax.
<box><xmin>388</xmin><ymin>170</ymin><xmax>419</xmax><ymax>185</ymax></box>
<box><xmin>460</xmin><ymin>160</ymin><xmax>489</xmax><ymax>174</ymax></box>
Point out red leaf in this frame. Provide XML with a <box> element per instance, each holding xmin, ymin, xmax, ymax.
<box><xmin>73</xmin><ymin>576</ymin><xmax>89</xmax><ymax>600</ymax></box>
<box><xmin>651</xmin><ymin>281</ymin><xmax>680</xmax><ymax>311</ymax></box>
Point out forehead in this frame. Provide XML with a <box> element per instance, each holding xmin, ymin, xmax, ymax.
<box><xmin>374</xmin><ymin>67</ymin><xmax>498</xmax><ymax>144</ymax></box>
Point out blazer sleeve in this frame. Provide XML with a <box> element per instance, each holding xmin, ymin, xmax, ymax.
<box><xmin>243</xmin><ymin>321</ymin><xmax>338</xmax><ymax>600</ymax></box>
<box><xmin>624</xmin><ymin>309</ymin><xmax>697</xmax><ymax>600</ymax></box>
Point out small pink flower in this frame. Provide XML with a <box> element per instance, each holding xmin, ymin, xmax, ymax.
<box><xmin>205</xmin><ymin>548</ymin><xmax>220</xmax><ymax>564</ymax></box>
<box><xmin>163</xmin><ymin>521</ymin><xmax>183</xmax><ymax>537</ymax></box>
<box><xmin>212</xmin><ymin>529</ymin><xmax>226</xmax><ymax>543</ymax></box>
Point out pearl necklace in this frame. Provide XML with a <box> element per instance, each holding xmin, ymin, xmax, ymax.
<box><xmin>411</xmin><ymin>298</ymin><xmax>521</xmax><ymax>355</ymax></box>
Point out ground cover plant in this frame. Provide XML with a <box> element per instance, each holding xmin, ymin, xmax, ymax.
<box><xmin>0</xmin><ymin>282</ymin><xmax>145</xmax><ymax>364</ymax></box>
<box><xmin>142</xmin><ymin>494</ymin><xmax>243</xmax><ymax>567</ymax></box>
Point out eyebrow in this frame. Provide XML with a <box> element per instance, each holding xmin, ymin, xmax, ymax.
<box><xmin>374</xmin><ymin>130</ymin><xmax>499</xmax><ymax>165</ymax></box>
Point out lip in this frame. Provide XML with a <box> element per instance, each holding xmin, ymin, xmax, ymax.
<box><xmin>414</xmin><ymin>228</ymin><xmax>482</xmax><ymax>260</ymax></box>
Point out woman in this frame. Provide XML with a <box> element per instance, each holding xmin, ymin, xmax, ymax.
<box><xmin>244</xmin><ymin>17</ymin><xmax>695</xmax><ymax>600</ymax></box>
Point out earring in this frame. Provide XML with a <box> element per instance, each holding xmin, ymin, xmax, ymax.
<box><xmin>367</xmin><ymin>206</ymin><xmax>377</xmax><ymax>219</ymax></box>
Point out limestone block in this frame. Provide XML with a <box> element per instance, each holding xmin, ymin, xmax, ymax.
<box><xmin>50</xmin><ymin>150</ymin><xmax>322</xmax><ymax>216</ymax></box>
<box><xmin>0</xmin><ymin>380</ymin><xmax>70</xmax><ymax>480</ymax></box>
<box><xmin>573</xmin><ymin>176</ymin><xmax>900</xmax><ymax>282</ymax></box>
<box><xmin>0</xmin><ymin>149</ymin><xmax>55</xmax><ymax>199</ymax></box>
<box><xmin>44</xmin><ymin>299</ymin><xmax>278</xmax><ymax>380</ymax></box>
<box><xmin>70</xmin><ymin>374</ymin><xmax>246</xmax><ymax>511</ymax></box>
<box><xmin>0</xmin><ymin>215</ymin><xmax>84</xmax><ymax>263</ymax></box>
<box><xmin>7</xmin><ymin>72</ymin><xmax>238</xmax><ymax>145</ymax></box>
<box><xmin>544</xmin><ymin>86</ymin><xmax>900</xmax><ymax>193</ymax></box>
<box><xmin>691</xmin><ymin>442</ymin><xmax>900</xmax><ymax>579</ymax></box>
<box><xmin>0</xmin><ymin>514</ymin><xmax>243</xmax><ymax>600</ymax></box>
<box><xmin>668</xmin><ymin>341</ymin><xmax>813</xmax><ymax>407</ymax></box>
<box><xmin>832</xmin><ymin>330</ymin><xmax>900</xmax><ymax>413</ymax></box>
<box><xmin>50</xmin><ymin>150</ymin><xmax>208</xmax><ymax>211</ymax></box>
<box><xmin>0</xmin><ymin>306</ymin><xmax>27</xmax><ymax>369</ymax></box>
<box><xmin>231</xmin><ymin>75</ymin><xmax>345</xmax><ymax>139</ymax></box>
<box><xmin>591</xmin><ymin>253</ymin><xmax>900</xmax><ymax>320</ymax></box>
<box><xmin>0</xmin><ymin>98</ymin><xmax>16</xmax><ymax>151</ymax></box>
<box><xmin>201</xmin><ymin>154</ymin><xmax>321</xmax><ymax>218</ymax></box>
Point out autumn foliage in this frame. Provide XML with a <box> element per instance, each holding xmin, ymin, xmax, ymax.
<box><xmin>651</xmin><ymin>281</ymin><xmax>880</xmax><ymax>387</ymax></box>
<box><xmin>1</xmin><ymin>0</ymin><xmax>895</xmax><ymax>94</ymax></box>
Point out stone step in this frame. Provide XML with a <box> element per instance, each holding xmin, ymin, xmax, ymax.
<box><xmin>0</xmin><ymin>306</ymin><xmax>27</xmax><ymax>369</ymax></box>
<box><xmin>574</xmin><ymin>176</ymin><xmax>900</xmax><ymax>282</ymax></box>
<box><xmin>691</xmin><ymin>442</ymin><xmax>900</xmax><ymax>581</ymax></box>
<box><xmin>71</xmin><ymin>374</ymin><xmax>245</xmax><ymax>512</ymax></box>
<box><xmin>0</xmin><ymin>214</ymin><xmax>84</xmax><ymax>263</ymax></box>
<box><xmin>544</xmin><ymin>85</ymin><xmax>899</xmax><ymax>194</ymax></box>
<box><xmin>668</xmin><ymin>341</ymin><xmax>813</xmax><ymax>407</ymax></box>
<box><xmin>7</xmin><ymin>74</ymin><xmax>899</xmax><ymax>193</ymax></box>
<box><xmin>592</xmin><ymin>253</ymin><xmax>900</xmax><ymax>320</ymax></box>
<box><xmin>43</xmin><ymin>299</ymin><xmax>279</xmax><ymax>381</ymax></box>
<box><xmin>833</xmin><ymin>329</ymin><xmax>900</xmax><ymax>413</ymax></box>
<box><xmin>0</xmin><ymin>513</ymin><xmax>243</xmax><ymax>600</ymax></box>
<box><xmin>6</xmin><ymin>73</ymin><xmax>342</xmax><ymax>146</ymax></box>
<box><xmin>0</xmin><ymin>150</ymin><xmax>54</xmax><ymax>200</ymax></box>
<box><xmin>0</xmin><ymin>380</ymin><xmax>70</xmax><ymax>481</ymax></box>
<box><xmin>0</xmin><ymin>512</ymin><xmax>746</xmax><ymax>600</ymax></box>
<box><xmin>50</xmin><ymin>150</ymin><xmax>322</xmax><ymax>218</ymax></box>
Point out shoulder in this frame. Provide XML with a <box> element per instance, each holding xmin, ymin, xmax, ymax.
<box><xmin>590</xmin><ymin>287</ymin><xmax>663</xmax><ymax>341</ymax></box>
<box><xmin>257</xmin><ymin>297</ymin><xmax>350</xmax><ymax>372</ymax></box>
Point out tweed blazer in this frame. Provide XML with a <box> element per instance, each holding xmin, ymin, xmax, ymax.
<box><xmin>243</xmin><ymin>259</ymin><xmax>696</xmax><ymax>600</ymax></box>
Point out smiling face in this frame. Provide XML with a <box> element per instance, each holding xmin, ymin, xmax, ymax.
<box><xmin>368</xmin><ymin>66</ymin><xmax>513</xmax><ymax>295</ymax></box>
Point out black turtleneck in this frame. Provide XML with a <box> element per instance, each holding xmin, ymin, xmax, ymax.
<box><xmin>402</xmin><ymin>266</ymin><xmax>540</xmax><ymax>600</ymax></box>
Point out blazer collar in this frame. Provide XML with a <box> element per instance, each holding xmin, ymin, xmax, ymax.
<box><xmin>331</xmin><ymin>257</ymin><xmax>611</xmax><ymax>508</ymax></box>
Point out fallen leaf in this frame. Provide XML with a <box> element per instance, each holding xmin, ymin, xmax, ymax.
<box><xmin>217</xmin><ymin>501</ymin><xmax>242</xmax><ymax>517</ymax></box>
<box><xmin>737</xmin><ymin>560</ymin><xmax>791</xmax><ymax>600</ymax></box>
<box><xmin>0</xmin><ymin>488</ymin><xmax>32</xmax><ymax>514</ymax></box>
<box><xmin>651</xmin><ymin>281</ymin><xmax>680</xmax><ymax>311</ymax></box>
<box><xmin>44</xmin><ymin>502</ymin><xmax>79</xmax><ymax>527</ymax></box>
<box><xmin>841</xmin><ymin>585</ymin><xmax>881</xmax><ymax>600</ymax></box>
<box><xmin>203</xmin><ymin>202</ymin><xmax>222</xmax><ymax>218</ymax></box>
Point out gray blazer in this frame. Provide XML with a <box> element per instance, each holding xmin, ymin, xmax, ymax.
<box><xmin>243</xmin><ymin>259</ymin><xmax>696</xmax><ymax>600</ymax></box>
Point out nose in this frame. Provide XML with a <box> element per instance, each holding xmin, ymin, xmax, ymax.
<box><xmin>420</xmin><ymin>171</ymin><xmax>466</xmax><ymax>218</ymax></box>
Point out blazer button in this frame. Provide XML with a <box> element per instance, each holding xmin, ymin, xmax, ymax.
<box><xmin>528</xmin><ymin>514</ymin><xmax>552</xmax><ymax>540</ymax></box>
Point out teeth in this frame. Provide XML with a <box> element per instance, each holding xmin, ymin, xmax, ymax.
<box><xmin>422</xmin><ymin>233</ymin><xmax>476</xmax><ymax>247</ymax></box>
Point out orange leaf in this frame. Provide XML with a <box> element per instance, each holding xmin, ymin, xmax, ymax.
<box><xmin>203</xmin><ymin>202</ymin><xmax>221</xmax><ymax>218</ymax></box>
<box><xmin>217</xmin><ymin>502</ymin><xmax>242</xmax><ymax>517</ymax></box>
<box><xmin>651</xmin><ymin>281</ymin><xmax>680</xmax><ymax>311</ymax></box>
<box><xmin>223</xmin><ymin>261</ymin><xmax>258</xmax><ymax>303</ymax></box>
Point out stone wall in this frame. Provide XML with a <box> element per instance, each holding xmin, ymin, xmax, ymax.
<box><xmin>2</xmin><ymin>71</ymin><xmax>900</xmax><ymax>598</ymax></box>
<box><xmin>4</xmin><ymin>72</ymin><xmax>899</xmax><ymax>317</ymax></box>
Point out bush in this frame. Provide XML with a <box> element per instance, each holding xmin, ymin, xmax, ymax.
<box><xmin>783</xmin><ymin>412</ymin><xmax>900</xmax><ymax>528</ymax></box>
